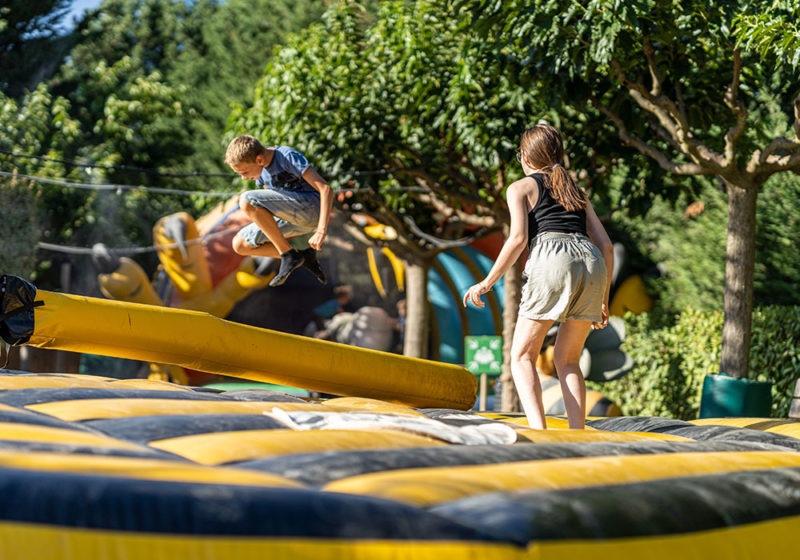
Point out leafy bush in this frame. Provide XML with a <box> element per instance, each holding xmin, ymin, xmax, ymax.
<box><xmin>0</xmin><ymin>176</ymin><xmax>39</xmax><ymax>278</ymax></box>
<box><xmin>607</xmin><ymin>172</ymin><xmax>800</xmax><ymax>314</ymax></box>
<box><xmin>589</xmin><ymin>306</ymin><xmax>800</xmax><ymax>419</ymax></box>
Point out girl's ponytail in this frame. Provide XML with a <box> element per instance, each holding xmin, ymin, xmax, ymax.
<box><xmin>549</xmin><ymin>163</ymin><xmax>588</xmax><ymax>212</ymax></box>
<box><xmin>519</xmin><ymin>125</ymin><xmax>588</xmax><ymax>211</ymax></box>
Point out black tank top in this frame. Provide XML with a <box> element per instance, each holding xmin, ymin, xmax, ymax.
<box><xmin>527</xmin><ymin>173</ymin><xmax>586</xmax><ymax>241</ymax></box>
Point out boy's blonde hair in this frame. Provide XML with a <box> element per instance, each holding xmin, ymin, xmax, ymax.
<box><xmin>225</xmin><ymin>135</ymin><xmax>267</xmax><ymax>166</ymax></box>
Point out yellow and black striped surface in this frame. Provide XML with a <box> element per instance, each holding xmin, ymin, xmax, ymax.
<box><xmin>0</xmin><ymin>371</ymin><xmax>799</xmax><ymax>559</ymax></box>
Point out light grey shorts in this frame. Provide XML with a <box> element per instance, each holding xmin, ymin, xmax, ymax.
<box><xmin>236</xmin><ymin>188</ymin><xmax>320</xmax><ymax>248</ymax></box>
<box><xmin>519</xmin><ymin>232</ymin><xmax>607</xmax><ymax>322</ymax></box>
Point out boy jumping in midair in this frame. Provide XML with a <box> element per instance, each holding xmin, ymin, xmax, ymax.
<box><xmin>225</xmin><ymin>135</ymin><xmax>332</xmax><ymax>286</ymax></box>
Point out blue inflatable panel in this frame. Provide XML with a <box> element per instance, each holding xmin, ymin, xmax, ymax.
<box><xmin>427</xmin><ymin>267</ymin><xmax>462</xmax><ymax>364</ymax></box>
<box><xmin>461</xmin><ymin>246</ymin><xmax>505</xmax><ymax>306</ymax></box>
<box><xmin>436</xmin><ymin>251</ymin><xmax>494</xmax><ymax>337</ymax></box>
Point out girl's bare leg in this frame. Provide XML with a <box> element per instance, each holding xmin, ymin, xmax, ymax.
<box><xmin>553</xmin><ymin>320</ymin><xmax>593</xmax><ymax>429</ymax></box>
<box><xmin>510</xmin><ymin>317</ymin><xmax>554</xmax><ymax>429</ymax></box>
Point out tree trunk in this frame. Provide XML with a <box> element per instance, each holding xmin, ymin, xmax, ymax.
<box><xmin>500</xmin><ymin>257</ymin><xmax>522</xmax><ymax>412</ymax></box>
<box><xmin>720</xmin><ymin>180</ymin><xmax>758</xmax><ymax>379</ymax></box>
<box><xmin>403</xmin><ymin>258</ymin><xmax>430</xmax><ymax>359</ymax></box>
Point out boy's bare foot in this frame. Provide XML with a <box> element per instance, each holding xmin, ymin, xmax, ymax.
<box><xmin>269</xmin><ymin>249</ymin><xmax>305</xmax><ymax>287</ymax></box>
<box><xmin>300</xmin><ymin>248</ymin><xmax>327</xmax><ymax>285</ymax></box>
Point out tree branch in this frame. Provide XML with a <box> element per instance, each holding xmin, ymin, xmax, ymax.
<box><xmin>590</xmin><ymin>96</ymin><xmax>710</xmax><ymax>175</ymax></box>
<box><xmin>415</xmin><ymin>192</ymin><xmax>497</xmax><ymax>227</ymax></box>
<box><xmin>723</xmin><ymin>48</ymin><xmax>747</xmax><ymax>169</ymax></box>
<box><xmin>403</xmin><ymin>216</ymin><xmax>493</xmax><ymax>249</ymax></box>
<box><xmin>643</xmin><ymin>36</ymin><xmax>663</xmax><ymax>96</ymax></box>
<box><xmin>612</xmin><ymin>58</ymin><xmax>724</xmax><ymax>171</ymax></box>
<box><xmin>746</xmin><ymin>138</ymin><xmax>800</xmax><ymax>173</ymax></box>
<box><xmin>758</xmin><ymin>147</ymin><xmax>800</xmax><ymax>175</ymax></box>
<box><xmin>794</xmin><ymin>92</ymin><xmax>800</xmax><ymax>142</ymax></box>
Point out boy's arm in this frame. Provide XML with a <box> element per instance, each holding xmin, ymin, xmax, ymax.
<box><xmin>302</xmin><ymin>167</ymin><xmax>334</xmax><ymax>251</ymax></box>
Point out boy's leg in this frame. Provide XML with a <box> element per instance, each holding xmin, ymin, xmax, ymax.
<box><xmin>240</xmin><ymin>191</ymin><xmax>318</xmax><ymax>286</ymax></box>
<box><xmin>553</xmin><ymin>320</ymin><xmax>593</xmax><ymax>429</ymax></box>
<box><xmin>510</xmin><ymin>316</ymin><xmax>554</xmax><ymax>430</ymax></box>
<box><xmin>232</xmin><ymin>232</ymin><xmax>280</xmax><ymax>258</ymax></box>
<box><xmin>240</xmin><ymin>196</ymin><xmax>292</xmax><ymax>254</ymax></box>
<box><xmin>299</xmin><ymin>247</ymin><xmax>327</xmax><ymax>284</ymax></box>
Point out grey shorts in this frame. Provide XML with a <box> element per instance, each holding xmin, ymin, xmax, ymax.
<box><xmin>519</xmin><ymin>232</ymin><xmax>607</xmax><ymax>322</ymax></box>
<box><xmin>236</xmin><ymin>188</ymin><xmax>320</xmax><ymax>248</ymax></box>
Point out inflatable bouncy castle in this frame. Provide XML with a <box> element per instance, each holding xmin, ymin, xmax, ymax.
<box><xmin>0</xmin><ymin>274</ymin><xmax>799</xmax><ymax>560</ymax></box>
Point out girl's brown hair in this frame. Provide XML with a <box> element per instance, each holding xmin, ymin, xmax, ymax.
<box><xmin>519</xmin><ymin>124</ymin><xmax>588</xmax><ymax>212</ymax></box>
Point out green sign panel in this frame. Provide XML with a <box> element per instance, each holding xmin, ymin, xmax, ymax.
<box><xmin>464</xmin><ymin>335</ymin><xmax>503</xmax><ymax>375</ymax></box>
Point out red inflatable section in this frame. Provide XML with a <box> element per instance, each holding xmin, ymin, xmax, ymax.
<box><xmin>195</xmin><ymin>197</ymin><xmax>251</xmax><ymax>287</ymax></box>
<box><xmin>470</xmin><ymin>231</ymin><xmax>504</xmax><ymax>260</ymax></box>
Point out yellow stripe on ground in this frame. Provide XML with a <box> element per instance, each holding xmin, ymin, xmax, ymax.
<box><xmin>0</xmin><ymin>422</ymin><xmax>145</xmax><ymax>451</ymax></box>
<box><xmin>0</xmin><ymin>375</ymin><xmax>193</xmax><ymax>392</ymax></box>
<box><xmin>0</xmin><ymin>375</ymin><xmax>111</xmax><ymax>390</ymax></box>
<box><xmin>478</xmin><ymin>415</ymin><xmax>583</xmax><ymax>430</ymax></box>
<box><xmin>108</xmin><ymin>379</ymin><xmax>194</xmax><ymax>391</ymax></box>
<box><xmin>526</xmin><ymin>514</ymin><xmax>800</xmax><ymax>560</ymax></box>
<box><xmin>0</xmin><ymin>403</ymin><xmax>30</xmax><ymax>413</ymax></box>
<box><xmin>0</xmin><ymin>522</ymin><xmax>523</xmax><ymax>560</ymax></box>
<box><xmin>319</xmin><ymin>397</ymin><xmax>426</xmax><ymax>416</ymax></box>
<box><xmin>25</xmin><ymin>399</ymin><xmax>352</xmax><ymax>422</ymax></box>
<box><xmin>514</xmin><ymin>430</ymin><xmax>691</xmax><ymax>443</ymax></box>
<box><xmin>691</xmin><ymin>418</ymin><xmax>800</xmax><ymax>440</ymax></box>
<box><xmin>691</xmin><ymin>417</ymin><xmax>771</xmax><ymax>428</ymax></box>
<box><xmin>0</xmin><ymin>449</ymin><xmax>302</xmax><ymax>488</ymax></box>
<box><xmin>149</xmin><ymin>429</ymin><xmax>446</xmax><ymax>465</ymax></box>
<box><xmin>0</xmin><ymin>515</ymin><xmax>797</xmax><ymax>560</ymax></box>
<box><xmin>323</xmin><ymin>450</ymin><xmax>800</xmax><ymax>507</ymax></box>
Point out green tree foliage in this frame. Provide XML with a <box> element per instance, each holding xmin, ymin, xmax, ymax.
<box><xmin>0</xmin><ymin>86</ymin><xmax>85</xmax><ymax>282</ymax></box>
<box><xmin>170</xmin><ymin>0</ymin><xmax>329</xmax><ymax>178</ymax></box>
<box><xmin>610</xmin><ymin>154</ymin><xmax>800</xmax><ymax>315</ymax></box>
<box><xmin>51</xmin><ymin>0</ymin><xmax>329</xmax><ymax>186</ymax></box>
<box><xmin>228</xmin><ymin>1</ymin><xmax>539</xmax><ymax>361</ymax></box>
<box><xmin>464</xmin><ymin>0</ymin><xmax>800</xmax><ymax>379</ymax></box>
<box><xmin>0</xmin><ymin>0</ymin><xmax>329</xmax><ymax>288</ymax></box>
<box><xmin>0</xmin><ymin>175</ymin><xmax>40</xmax><ymax>277</ymax></box>
<box><xmin>591</xmin><ymin>306</ymin><xmax>800</xmax><ymax>419</ymax></box>
<box><xmin>0</xmin><ymin>0</ymin><xmax>71</xmax><ymax>98</ymax></box>
<box><xmin>734</xmin><ymin>2</ymin><xmax>800</xmax><ymax>68</ymax></box>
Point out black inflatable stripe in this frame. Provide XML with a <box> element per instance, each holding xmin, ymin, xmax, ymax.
<box><xmin>589</xmin><ymin>416</ymin><xmax>800</xmax><ymax>451</ymax></box>
<box><xmin>0</xmin><ymin>440</ymin><xmax>181</xmax><ymax>460</ymax></box>
<box><xmin>85</xmin><ymin>414</ymin><xmax>289</xmax><ymax>444</ymax></box>
<box><xmin>1</xmin><ymin>369</ymin><xmax>73</xmax><ymax>376</ymax></box>
<box><xmin>588</xmin><ymin>397</ymin><xmax>615</xmax><ymax>417</ymax></box>
<box><xmin>0</xmin><ymin>387</ymin><xmax>228</xmax><ymax>407</ymax></box>
<box><xmin>0</xmin><ymin>409</ymin><xmax>98</xmax><ymax>431</ymax></box>
<box><xmin>0</xmin><ymin>467</ymin><xmax>506</xmax><ymax>542</ymax></box>
<box><xmin>430</xmin><ymin>466</ymin><xmax>800</xmax><ymax>545</ymax></box>
<box><xmin>587</xmin><ymin>416</ymin><xmax>693</xmax><ymax>433</ymax></box>
<box><xmin>216</xmin><ymin>389</ymin><xmax>308</xmax><ymax>403</ymax></box>
<box><xmin>419</xmin><ymin>409</ymin><xmax>518</xmax><ymax>427</ymax></box>
<box><xmin>233</xmin><ymin>440</ymin><xmax>788</xmax><ymax>486</ymax></box>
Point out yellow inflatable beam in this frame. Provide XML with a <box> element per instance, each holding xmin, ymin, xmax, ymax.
<box><xmin>26</xmin><ymin>291</ymin><xmax>477</xmax><ymax>410</ymax></box>
<box><xmin>324</xmin><ymin>450</ymin><xmax>800</xmax><ymax>506</ymax></box>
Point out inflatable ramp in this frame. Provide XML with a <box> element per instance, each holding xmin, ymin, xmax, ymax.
<box><xmin>0</xmin><ymin>275</ymin><xmax>476</xmax><ymax>410</ymax></box>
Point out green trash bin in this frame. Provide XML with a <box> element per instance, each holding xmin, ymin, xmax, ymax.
<box><xmin>699</xmin><ymin>373</ymin><xmax>772</xmax><ymax>418</ymax></box>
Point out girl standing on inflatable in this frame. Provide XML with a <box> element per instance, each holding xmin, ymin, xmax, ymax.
<box><xmin>463</xmin><ymin>124</ymin><xmax>613</xmax><ymax>430</ymax></box>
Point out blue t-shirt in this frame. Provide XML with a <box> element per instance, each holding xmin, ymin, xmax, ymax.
<box><xmin>256</xmin><ymin>146</ymin><xmax>316</xmax><ymax>193</ymax></box>
<box><xmin>313</xmin><ymin>299</ymin><xmax>342</xmax><ymax>319</ymax></box>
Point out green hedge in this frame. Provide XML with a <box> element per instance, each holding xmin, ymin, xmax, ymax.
<box><xmin>588</xmin><ymin>306</ymin><xmax>800</xmax><ymax>419</ymax></box>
